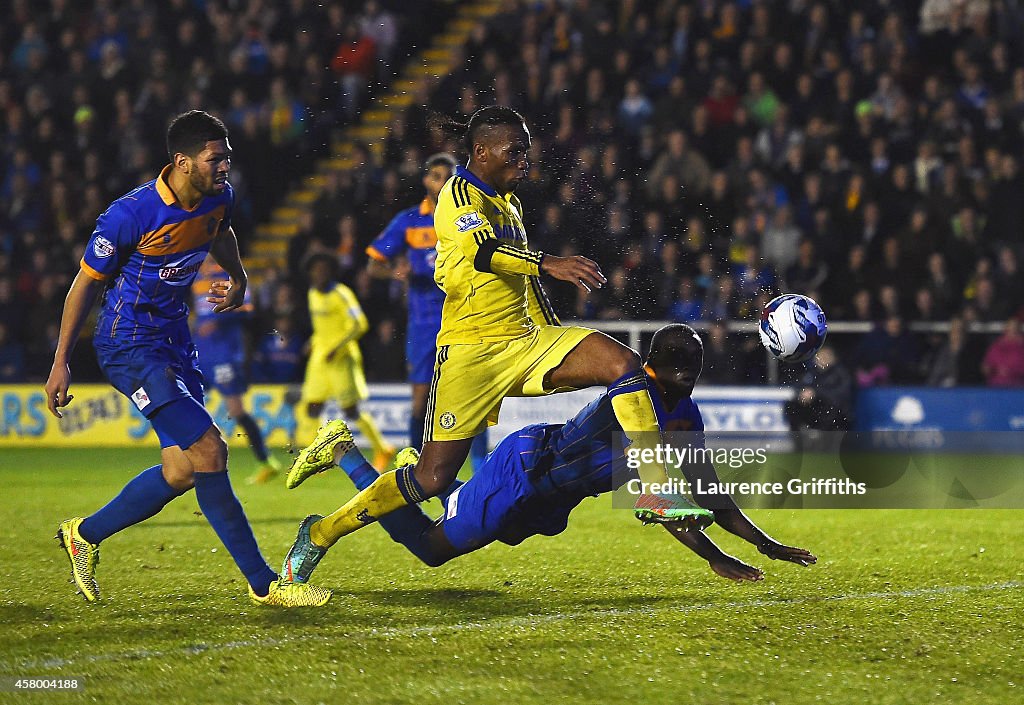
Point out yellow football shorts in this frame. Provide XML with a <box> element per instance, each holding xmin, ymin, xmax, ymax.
<box><xmin>425</xmin><ymin>325</ymin><xmax>597</xmax><ymax>442</ymax></box>
<box><xmin>300</xmin><ymin>348</ymin><xmax>368</xmax><ymax>408</ymax></box>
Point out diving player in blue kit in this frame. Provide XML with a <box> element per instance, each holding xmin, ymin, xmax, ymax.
<box><xmin>45</xmin><ymin>110</ymin><xmax>331</xmax><ymax>607</ymax></box>
<box><xmin>283</xmin><ymin>324</ymin><xmax>816</xmax><ymax>583</ymax></box>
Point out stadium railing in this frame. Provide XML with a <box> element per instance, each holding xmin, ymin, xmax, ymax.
<box><xmin>566</xmin><ymin>320</ymin><xmax>1006</xmax><ymax>384</ymax></box>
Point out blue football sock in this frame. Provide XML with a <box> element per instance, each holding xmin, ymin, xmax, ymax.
<box><xmin>338</xmin><ymin>447</ymin><xmax>379</xmax><ymax>491</ymax></box>
<box><xmin>469</xmin><ymin>432</ymin><xmax>489</xmax><ymax>472</ymax></box>
<box><xmin>236</xmin><ymin>413</ymin><xmax>269</xmax><ymax>463</ymax></box>
<box><xmin>378</xmin><ymin>505</ymin><xmax>442</xmax><ymax>565</ymax></box>
<box><xmin>79</xmin><ymin>465</ymin><xmax>185</xmax><ymax>545</ymax></box>
<box><xmin>193</xmin><ymin>471</ymin><xmax>276</xmax><ymax>596</ymax></box>
<box><xmin>409</xmin><ymin>414</ymin><xmax>425</xmax><ymax>453</ymax></box>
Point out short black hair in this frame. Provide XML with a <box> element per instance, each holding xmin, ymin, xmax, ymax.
<box><xmin>431</xmin><ymin>105</ymin><xmax>527</xmax><ymax>154</ymax></box>
<box><xmin>425</xmin><ymin>152</ymin><xmax>457</xmax><ymax>170</ymax></box>
<box><xmin>166</xmin><ymin>110</ymin><xmax>228</xmax><ymax>161</ymax></box>
<box><xmin>648</xmin><ymin>324</ymin><xmax>703</xmax><ymax>366</ymax></box>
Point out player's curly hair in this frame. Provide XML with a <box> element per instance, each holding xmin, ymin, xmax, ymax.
<box><xmin>166</xmin><ymin>110</ymin><xmax>228</xmax><ymax>161</ymax></box>
<box><xmin>429</xmin><ymin>105</ymin><xmax>527</xmax><ymax>155</ymax></box>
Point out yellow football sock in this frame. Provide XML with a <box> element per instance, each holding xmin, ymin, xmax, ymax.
<box><xmin>309</xmin><ymin>470</ymin><xmax>408</xmax><ymax>548</ymax></box>
<box><xmin>357</xmin><ymin>411</ymin><xmax>390</xmax><ymax>457</ymax></box>
<box><xmin>610</xmin><ymin>388</ymin><xmax>669</xmax><ymax>486</ymax></box>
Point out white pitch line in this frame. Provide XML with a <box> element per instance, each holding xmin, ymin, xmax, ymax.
<box><xmin>14</xmin><ymin>580</ymin><xmax>1024</xmax><ymax>670</ymax></box>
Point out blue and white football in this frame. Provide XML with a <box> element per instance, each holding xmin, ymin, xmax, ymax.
<box><xmin>758</xmin><ymin>294</ymin><xmax>828</xmax><ymax>363</ymax></box>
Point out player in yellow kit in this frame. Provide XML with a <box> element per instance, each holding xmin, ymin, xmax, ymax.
<box><xmin>285</xmin><ymin>106</ymin><xmax>710</xmax><ymax>564</ymax></box>
<box><xmin>295</xmin><ymin>254</ymin><xmax>393</xmax><ymax>469</ymax></box>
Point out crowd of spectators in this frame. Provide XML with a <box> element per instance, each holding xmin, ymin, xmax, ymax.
<box><xmin>0</xmin><ymin>0</ymin><xmax>445</xmax><ymax>383</ymax></box>
<box><xmin>2</xmin><ymin>0</ymin><xmax>1024</xmax><ymax>392</ymax></box>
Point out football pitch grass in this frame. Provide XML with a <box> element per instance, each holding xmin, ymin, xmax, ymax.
<box><xmin>0</xmin><ymin>448</ymin><xmax>1020</xmax><ymax>704</ymax></box>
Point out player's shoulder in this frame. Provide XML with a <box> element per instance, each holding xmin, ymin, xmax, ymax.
<box><xmin>386</xmin><ymin>203</ymin><xmax>426</xmax><ymax>229</ymax></box>
<box><xmin>443</xmin><ymin>168</ymin><xmax>496</xmax><ymax>211</ymax></box>
<box><xmin>398</xmin><ymin>202</ymin><xmax>424</xmax><ymax>219</ymax></box>
<box><xmin>332</xmin><ymin>281</ymin><xmax>357</xmax><ymax>298</ymax></box>
<box><xmin>102</xmin><ymin>178</ymin><xmax>160</xmax><ymax>223</ymax></box>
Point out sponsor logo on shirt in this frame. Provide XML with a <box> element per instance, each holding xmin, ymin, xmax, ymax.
<box><xmin>159</xmin><ymin>261</ymin><xmax>203</xmax><ymax>282</ymax></box>
<box><xmin>494</xmin><ymin>222</ymin><xmax>526</xmax><ymax>241</ymax></box>
<box><xmin>131</xmin><ymin>387</ymin><xmax>151</xmax><ymax>411</ymax></box>
<box><xmin>93</xmin><ymin>236</ymin><xmax>116</xmax><ymax>258</ymax></box>
<box><xmin>454</xmin><ymin>212</ymin><xmax>484</xmax><ymax>232</ymax></box>
<box><xmin>158</xmin><ymin>253</ymin><xmax>207</xmax><ymax>285</ymax></box>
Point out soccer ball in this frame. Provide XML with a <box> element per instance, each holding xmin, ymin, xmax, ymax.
<box><xmin>758</xmin><ymin>294</ymin><xmax>828</xmax><ymax>363</ymax></box>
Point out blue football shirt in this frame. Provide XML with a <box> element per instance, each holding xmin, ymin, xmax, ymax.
<box><xmin>81</xmin><ymin>165</ymin><xmax>234</xmax><ymax>341</ymax></box>
<box><xmin>366</xmin><ymin>199</ymin><xmax>445</xmax><ymax>327</ymax></box>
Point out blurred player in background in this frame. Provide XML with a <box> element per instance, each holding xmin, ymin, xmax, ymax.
<box><xmin>191</xmin><ymin>257</ymin><xmax>282</xmax><ymax>484</ymax></box>
<box><xmin>44</xmin><ymin>110</ymin><xmax>330</xmax><ymax>607</ymax></box>
<box><xmin>285</xmin><ymin>106</ymin><xmax>713</xmax><ymax>565</ymax></box>
<box><xmin>252</xmin><ymin>313</ymin><xmax>305</xmax><ymax>384</ymax></box>
<box><xmin>366</xmin><ymin>152</ymin><xmax>488</xmax><ymax>469</ymax></box>
<box><xmin>283</xmin><ymin>324</ymin><xmax>815</xmax><ymax>583</ymax></box>
<box><xmin>294</xmin><ymin>253</ymin><xmax>394</xmax><ymax>469</ymax></box>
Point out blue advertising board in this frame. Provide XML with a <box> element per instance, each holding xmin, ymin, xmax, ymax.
<box><xmin>854</xmin><ymin>387</ymin><xmax>1024</xmax><ymax>451</ymax></box>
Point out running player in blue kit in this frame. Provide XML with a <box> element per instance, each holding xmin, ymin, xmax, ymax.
<box><xmin>45</xmin><ymin>110</ymin><xmax>331</xmax><ymax>607</ymax></box>
<box><xmin>283</xmin><ymin>324</ymin><xmax>816</xmax><ymax>583</ymax></box>
<box><xmin>364</xmin><ymin>153</ymin><xmax>488</xmax><ymax>468</ymax></box>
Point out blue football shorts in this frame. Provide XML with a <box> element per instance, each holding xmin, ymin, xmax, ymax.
<box><xmin>440</xmin><ymin>427</ymin><xmax>577</xmax><ymax>552</ymax></box>
<box><xmin>94</xmin><ymin>324</ymin><xmax>213</xmax><ymax>449</ymax></box>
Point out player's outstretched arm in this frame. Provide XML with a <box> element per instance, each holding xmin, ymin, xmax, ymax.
<box><xmin>683</xmin><ymin>460</ymin><xmax>817</xmax><ymax>568</ymax></box>
<box><xmin>45</xmin><ymin>270</ymin><xmax>105</xmax><ymax>418</ymax></box>
<box><xmin>662</xmin><ymin>523</ymin><xmax>764</xmax><ymax>582</ymax></box>
<box><xmin>207</xmin><ymin>226</ymin><xmax>248</xmax><ymax>313</ymax></box>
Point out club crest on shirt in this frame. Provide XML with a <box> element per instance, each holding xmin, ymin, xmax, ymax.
<box><xmin>454</xmin><ymin>212</ymin><xmax>484</xmax><ymax>232</ymax></box>
<box><xmin>93</xmin><ymin>236</ymin><xmax>116</xmax><ymax>258</ymax></box>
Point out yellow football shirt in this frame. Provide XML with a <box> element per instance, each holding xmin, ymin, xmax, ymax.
<box><xmin>433</xmin><ymin>165</ymin><xmax>558</xmax><ymax>344</ymax></box>
<box><xmin>308</xmin><ymin>282</ymin><xmax>367</xmax><ymax>360</ymax></box>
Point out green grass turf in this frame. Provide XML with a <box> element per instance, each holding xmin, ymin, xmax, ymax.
<box><xmin>0</xmin><ymin>448</ymin><xmax>1021</xmax><ymax>704</ymax></box>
